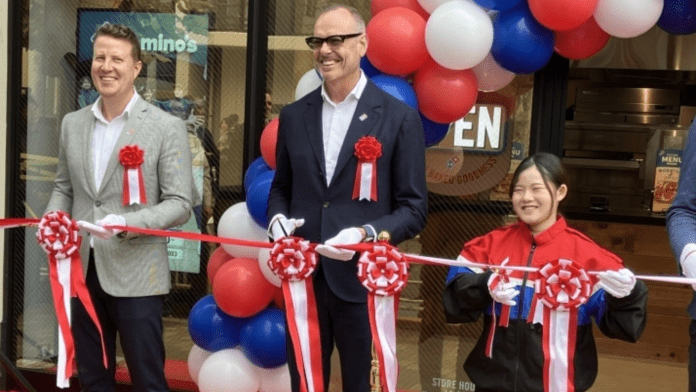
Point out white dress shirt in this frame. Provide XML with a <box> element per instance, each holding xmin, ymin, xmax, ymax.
<box><xmin>320</xmin><ymin>71</ymin><xmax>368</xmax><ymax>186</ymax></box>
<box><xmin>90</xmin><ymin>90</ymin><xmax>140</xmax><ymax>190</ymax></box>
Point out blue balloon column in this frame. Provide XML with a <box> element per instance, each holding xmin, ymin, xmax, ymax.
<box><xmin>188</xmin><ymin>295</ymin><xmax>244</xmax><ymax>352</ymax></box>
<box><xmin>240</xmin><ymin>307</ymin><xmax>287</xmax><ymax>368</ymax></box>
<box><xmin>246</xmin><ymin>169</ymin><xmax>275</xmax><ymax>228</ymax></box>
<box><xmin>657</xmin><ymin>0</ymin><xmax>696</xmax><ymax>35</ymax></box>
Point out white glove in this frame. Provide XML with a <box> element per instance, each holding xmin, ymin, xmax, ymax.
<box><xmin>268</xmin><ymin>214</ymin><xmax>305</xmax><ymax>241</ymax></box>
<box><xmin>315</xmin><ymin>227</ymin><xmax>364</xmax><ymax>261</ymax></box>
<box><xmin>487</xmin><ymin>272</ymin><xmax>519</xmax><ymax>306</ymax></box>
<box><xmin>596</xmin><ymin>268</ymin><xmax>636</xmax><ymax>299</ymax></box>
<box><xmin>681</xmin><ymin>246</ymin><xmax>696</xmax><ymax>291</ymax></box>
<box><xmin>77</xmin><ymin>220</ymin><xmax>110</xmax><ymax>239</ymax></box>
<box><xmin>94</xmin><ymin>214</ymin><xmax>126</xmax><ymax>240</ymax></box>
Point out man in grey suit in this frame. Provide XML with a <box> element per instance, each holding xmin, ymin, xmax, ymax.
<box><xmin>42</xmin><ymin>23</ymin><xmax>192</xmax><ymax>392</ymax></box>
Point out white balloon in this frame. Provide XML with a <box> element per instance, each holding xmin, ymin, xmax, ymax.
<box><xmin>258</xmin><ymin>248</ymin><xmax>282</xmax><ymax>287</ymax></box>
<box><xmin>294</xmin><ymin>69</ymin><xmax>323</xmax><ymax>101</ymax></box>
<box><xmin>425</xmin><ymin>0</ymin><xmax>494</xmax><ymax>70</ymax></box>
<box><xmin>417</xmin><ymin>0</ymin><xmax>455</xmax><ymax>14</ymax></box>
<box><xmin>198</xmin><ymin>349</ymin><xmax>260</xmax><ymax>392</ymax></box>
<box><xmin>187</xmin><ymin>344</ymin><xmax>213</xmax><ymax>384</ymax></box>
<box><xmin>472</xmin><ymin>53</ymin><xmax>516</xmax><ymax>92</ymax></box>
<box><xmin>217</xmin><ymin>202</ymin><xmax>269</xmax><ymax>258</ymax></box>
<box><xmin>256</xmin><ymin>363</ymin><xmax>292</xmax><ymax>392</ymax></box>
<box><xmin>594</xmin><ymin>0</ymin><xmax>663</xmax><ymax>38</ymax></box>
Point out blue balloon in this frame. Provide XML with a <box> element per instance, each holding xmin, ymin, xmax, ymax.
<box><xmin>420</xmin><ymin>113</ymin><xmax>450</xmax><ymax>147</ymax></box>
<box><xmin>360</xmin><ymin>57</ymin><xmax>382</xmax><ymax>78</ymax></box>
<box><xmin>246</xmin><ymin>169</ymin><xmax>275</xmax><ymax>228</ymax></box>
<box><xmin>188</xmin><ymin>295</ymin><xmax>245</xmax><ymax>352</ymax></box>
<box><xmin>244</xmin><ymin>156</ymin><xmax>272</xmax><ymax>192</ymax></box>
<box><xmin>474</xmin><ymin>0</ymin><xmax>524</xmax><ymax>11</ymax></box>
<box><xmin>657</xmin><ymin>0</ymin><xmax>696</xmax><ymax>35</ymax></box>
<box><xmin>239</xmin><ymin>307</ymin><xmax>287</xmax><ymax>368</ymax></box>
<box><xmin>491</xmin><ymin>4</ymin><xmax>554</xmax><ymax>75</ymax></box>
<box><xmin>371</xmin><ymin>75</ymin><xmax>418</xmax><ymax>110</ymax></box>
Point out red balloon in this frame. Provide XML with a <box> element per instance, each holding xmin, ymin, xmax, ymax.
<box><xmin>528</xmin><ymin>0</ymin><xmax>599</xmax><ymax>31</ymax></box>
<box><xmin>260</xmin><ymin>118</ymin><xmax>279</xmax><ymax>169</ymax></box>
<box><xmin>212</xmin><ymin>258</ymin><xmax>275</xmax><ymax>318</ymax></box>
<box><xmin>555</xmin><ymin>17</ymin><xmax>610</xmax><ymax>60</ymax></box>
<box><xmin>207</xmin><ymin>246</ymin><xmax>234</xmax><ymax>283</ymax></box>
<box><xmin>371</xmin><ymin>0</ymin><xmax>429</xmax><ymax>20</ymax></box>
<box><xmin>272</xmin><ymin>288</ymin><xmax>284</xmax><ymax>310</ymax></box>
<box><xmin>366</xmin><ymin>7</ymin><xmax>428</xmax><ymax>76</ymax></box>
<box><xmin>415</xmin><ymin>60</ymin><xmax>478</xmax><ymax>124</ymax></box>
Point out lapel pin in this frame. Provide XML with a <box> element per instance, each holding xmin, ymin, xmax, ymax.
<box><xmin>359</xmin><ymin>113</ymin><xmax>368</xmax><ymax>121</ymax></box>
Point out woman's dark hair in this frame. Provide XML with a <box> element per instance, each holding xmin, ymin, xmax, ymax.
<box><xmin>509</xmin><ymin>152</ymin><xmax>569</xmax><ymax>199</ymax></box>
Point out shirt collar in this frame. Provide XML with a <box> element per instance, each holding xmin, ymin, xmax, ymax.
<box><xmin>91</xmin><ymin>88</ymin><xmax>140</xmax><ymax>124</ymax></box>
<box><xmin>321</xmin><ymin>70</ymin><xmax>368</xmax><ymax>106</ymax></box>
<box><xmin>519</xmin><ymin>215</ymin><xmax>567</xmax><ymax>245</ymax></box>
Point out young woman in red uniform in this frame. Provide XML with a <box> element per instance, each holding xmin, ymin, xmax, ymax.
<box><xmin>443</xmin><ymin>152</ymin><xmax>648</xmax><ymax>392</ymax></box>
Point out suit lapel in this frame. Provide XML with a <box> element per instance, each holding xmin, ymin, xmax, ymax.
<box><xmin>303</xmin><ymin>91</ymin><xmax>326</xmax><ymax>175</ymax></box>
<box><xmin>97</xmin><ymin>97</ymin><xmax>147</xmax><ymax>196</ymax></box>
<box><xmin>83</xmin><ymin>106</ymin><xmax>98</xmax><ymax>197</ymax></box>
<box><xmin>329</xmin><ymin>81</ymin><xmax>382</xmax><ymax>185</ymax></box>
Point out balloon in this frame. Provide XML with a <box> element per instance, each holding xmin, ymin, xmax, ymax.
<box><xmin>372</xmin><ymin>0</ymin><xmax>430</xmax><ymax>19</ymax></box>
<box><xmin>555</xmin><ymin>17</ymin><xmax>610</xmax><ymax>60</ymax></box>
<box><xmin>207</xmin><ymin>246</ymin><xmax>235</xmax><ymax>283</ymax></box>
<box><xmin>472</xmin><ymin>53</ymin><xmax>516</xmax><ymax>92</ymax></box>
<box><xmin>371</xmin><ymin>75</ymin><xmax>418</xmax><ymax>110</ymax></box>
<box><xmin>256</xmin><ymin>364</ymin><xmax>292</xmax><ymax>392</ymax></box>
<box><xmin>360</xmin><ymin>57</ymin><xmax>382</xmax><ymax>79</ymax></box>
<box><xmin>414</xmin><ymin>60</ymin><xmax>478</xmax><ymax>124</ymax></box>
<box><xmin>425</xmin><ymin>0</ymin><xmax>494</xmax><ymax>70</ymax></box>
<box><xmin>198</xmin><ymin>349</ymin><xmax>260</xmax><ymax>392</ymax></box>
<box><xmin>491</xmin><ymin>4</ymin><xmax>555</xmax><ymax>74</ymax></box>
<box><xmin>240</xmin><ymin>308</ymin><xmax>287</xmax><ymax>368</ymax></box>
<box><xmin>294</xmin><ymin>69</ymin><xmax>322</xmax><ymax>101</ymax></box>
<box><xmin>420</xmin><ymin>113</ymin><xmax>450</xmax><ymax>147</ymax></box>
<box><xmin>187</xmin><ymin>345</ymin><xmax>213</xmax><ymax>384</ymax></box>
<box><xmin>217</xmin><ymin>202</ymin><xmax>268</xmax><ymax>258</ymax></box>
<box><xmin>473</xmin><ymin>0</ymin><xmax>524</xmax><ymax>12</ymax></box>
<box><xmin>366</xmin><ymin>7</ymin><xmax>429</xmax><ymax>75</ymax></box>
<box><xmin>213</xmin><ymin>258</ymin><xmax>276</xmax><ymax>318</ymax></box>
<box><xmin>657</xmin><ymin>0</ymin><xmax>696</xmax><ymax>35</ymax></box>
<box><xmin>272</xmin><ymin>287</ymin><xmax>285</xmax><ymax>309</ymax></box>
<box><xmin>188</xmin><ymin>295</ymin><xmax>244</xmax><ymax>352</ymax></box>
<box><xmin>246</xmin><ymin>170</ymin><xmax>275</xmax><ymax>228</ymax></box>
<box><xmin>258</xmin><ymin>248</ymin><xmax>282</xmax><ymax>287</ymax></box>
<box><xmin>418</xmin><ymin>0</ymin><xmax>455</xmax><ymax>13</ymax></box>
<box><xmin>528</xmin><ymin>0</ymin><xmax>598</xmax><ymax>31</ymax></box>
<box><xmin>244</xmin><ymin>156</ymin><xmax>272</xmax><ymax>192</ymax></box>
<box><xmin>594</xmin><ymin>0</ymin><xmax>663</xmax><ymax>38</ymax></box>
<box><xmin>260</xmin><ymin>118</ymin><xmax>279</xmax><ymax>169</ymax></box>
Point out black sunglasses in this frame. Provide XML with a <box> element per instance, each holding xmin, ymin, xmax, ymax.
<box><xmin>305</xmin><ymin>33</ymin><xmax>363</xmax><ymax>50</ymax></box>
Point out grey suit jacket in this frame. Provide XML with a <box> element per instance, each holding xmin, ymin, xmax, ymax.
<box><xmin>46</xmin><ymin>96</ymin><xmax>193</xmax><ymax>297</ymax></box>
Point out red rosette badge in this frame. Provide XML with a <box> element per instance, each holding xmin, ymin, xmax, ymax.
<box><xmin>536</xmin><ymin>258</ymin><xmax>592</xmax><ymax>311</ymax></box>
<box><xmin>119</xmin><ymin>145</ymin><xmax>147</xmax><ymax>205</ymax></box>
<box><xmin>268</xmin><ymin>236</ymin><xmax>317</xmax><ymax>282</ymax></box>
<box><xmin>357</xmin><ymin>242</ymin><xmax>408</xmax><ymax>296</ymax></box>
<box><xmin>352</xmin><ymin>136</ymin><xmax>383</xmax><ymax>201</ymax></box>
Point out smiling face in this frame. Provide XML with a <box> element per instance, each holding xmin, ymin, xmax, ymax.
<box><xmin>312</xmin><ymin>7</ymin><xmax>367</xmax><ymax>99</ymax></box>
<box><xmin>91</xmin><ymin>35</ymin><xmax>142</xmax><ymax>106</ymax></box>
<box><xmin>511</xmin><ymin>165</ymin><xmax>567</xmax><ymax>235</ymax></box>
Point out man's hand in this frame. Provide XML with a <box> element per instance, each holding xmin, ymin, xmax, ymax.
<box><xmin>94</xmin><ymin>214</ymin><xmax>126</xmax><ymax>240</ymax></box>
<box><xmin>315</xmin><ymin>227</ymin><xmax>364</xmax><ymax>261</ymax></box>
<box><xmin>596</xmin><ymin>268</ymin><xmax>637</xmax><ymax>298</ymax></box>
<box><xmin>487</xmin><ymin>272</ymin><xmax>519</xmax><ymax>306</ymax></box>
<box><xmin>268</xmin><ymin>214</ymin><xmax>305</xmax><ymax>241</ymax></box>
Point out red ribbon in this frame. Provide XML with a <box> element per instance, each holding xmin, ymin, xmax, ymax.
<box><xmin>352</xmin><ymin>136</ymin><xmax>382</xmax><ymax>201</ymax></box>
<box><xmin>119</xmin><ymin>145</ymin><xmax>147</xmax><ymax>206</ymax></box>
<box><xmin>35</xmin><ymin>212</ymin><xmax>107</xmax><ymax>388</ymax></box>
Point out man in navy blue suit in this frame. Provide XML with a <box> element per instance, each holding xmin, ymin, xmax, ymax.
<box><xmin>267</xmin><ymin>4</ymin><xmax>427</xmax><ymax>391</ymax></box>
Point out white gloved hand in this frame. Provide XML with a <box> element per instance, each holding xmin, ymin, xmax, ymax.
<box><xmin>487</xmin><ymin>272</ymin><xmax>519</xmax><ymax>306</ymax></box>
<box><xmin>268</xmin><ymin>214</ymin><xmax>305</xmax><ymax>241</ymax></box>
<box><xmin>94</xmin><ymin>214</ymin><xmax>126</xmax><ymax>240</ymax></box>
<box><xmin>681</xmin><ymin>247</ymin><xmax>696</xmax><ymax>291</ymax></box>
<box><xmin>77</xmin><ymin>220</ymin><xmax>110</xmax><ymax>239</ymax></box>
<box><xmin>315</xmin><ymin>227</ymin><xmax>364</xmax><ymax>261</ymax></box>
<box><xmin>596</xmin><ymin>268</ymin><xmax>637</xmax><ymax>298</ymax></box>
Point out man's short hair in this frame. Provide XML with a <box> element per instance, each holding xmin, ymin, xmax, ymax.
<box><xmin>93</xmin><ymin>23</ymin><xmax>141</xmax><ymax>62</ymax></box>
<box><xmin>316</xmin><ymin>4</ymin><xmax>366</xmax><ymax>32</ymax></box>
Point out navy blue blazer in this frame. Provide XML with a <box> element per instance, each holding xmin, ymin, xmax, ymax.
<box><xmin>267</xmin><ymin>80</ymin><xmax>428</xmax><ymax>302</ymax></box>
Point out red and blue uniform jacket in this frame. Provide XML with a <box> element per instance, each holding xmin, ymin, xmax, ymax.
<box><xmin>443</xmin><ymin>216</ymin><xmax>648</xmax><ymax>392</ymax></box>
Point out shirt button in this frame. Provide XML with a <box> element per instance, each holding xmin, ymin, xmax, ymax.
<box><xmin>95</xmin><ymin>201</ymin><xmax>102</xmax><ymax>207</ymax></box>
<box><xmin>323</xmin><ymin>202</ymin><xmax>330</xmax><ymax>208</ymax></box>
